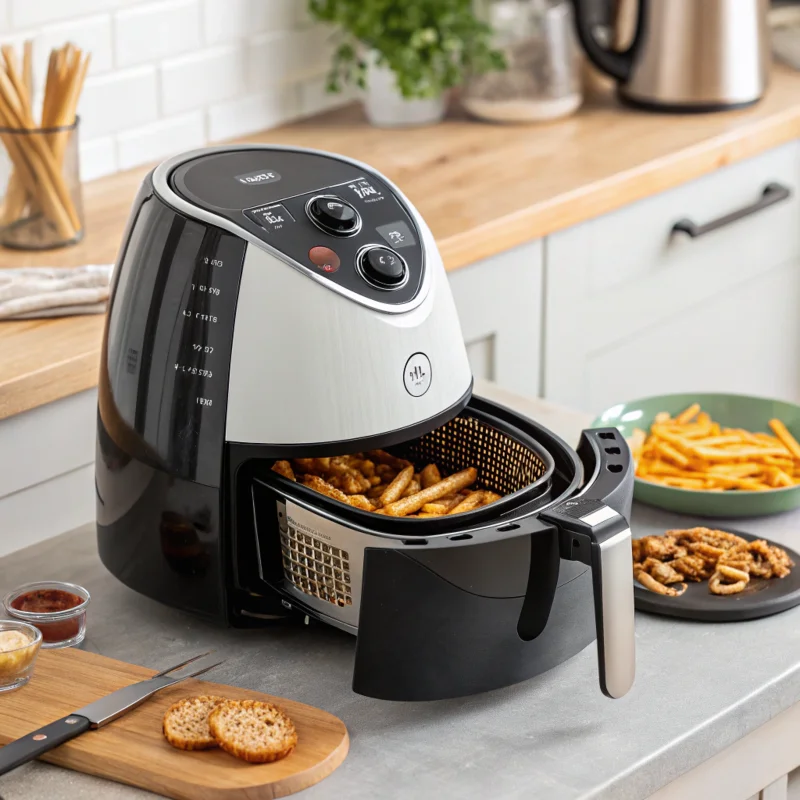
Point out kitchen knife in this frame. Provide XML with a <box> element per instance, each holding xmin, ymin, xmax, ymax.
<box><xmin>0</xmin><ymin>650</ymin><xmax>224</xmax><ymax>776</ymax></box>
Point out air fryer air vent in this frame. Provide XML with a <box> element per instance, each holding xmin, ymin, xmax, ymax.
<box><xmin>394</xmin><ymin>414</ymin><xmax>549</xmax><ymax>496</ymax></box>
<box><xmin>281</xmin><ymin>527</ymin><xmax>353</xmax><ymax>608</ymax></box>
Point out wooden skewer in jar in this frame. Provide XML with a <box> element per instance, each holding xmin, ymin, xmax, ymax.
<box><xmin>0</xmin><ymin>40</ymin><xmax>90</xmax><ymax>243</ymax></box>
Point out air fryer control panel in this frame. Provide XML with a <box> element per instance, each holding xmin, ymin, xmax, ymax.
<box><xmin>169</xmin><ymin>149</ymin><xmax>424</xmax><ymax>305</ymax></box>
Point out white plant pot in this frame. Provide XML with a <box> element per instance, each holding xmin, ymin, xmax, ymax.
<box><xmin>363</xmin><ymin>51</ymin><xmax>447</xmax><ymax>128</ymax></box>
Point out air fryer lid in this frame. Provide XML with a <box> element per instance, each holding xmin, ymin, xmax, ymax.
<box><xmin>166</xmin><ymin>146</ymin><xmax>427</xmax><ymax>307</ymax></box>
<box><xmin>170</xmin><ymin>148</ymin><xmax>370</xmax><ymax>214</ymax></box>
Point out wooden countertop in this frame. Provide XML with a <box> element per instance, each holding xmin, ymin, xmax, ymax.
<box><xmin>4</xmin><ymin>65</ymin><xmax>800</xmax><ymax>420</ymax></box>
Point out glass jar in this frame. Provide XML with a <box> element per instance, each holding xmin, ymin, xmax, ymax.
<box><xmin>0</xmin><ymin>620</ymin><xmax>42</xmax><ymax>692</ymax></box>
<box><xmin>0</xmin><ymin>118</ymin><xmax>84</xmax><ymax>250</ymax></box>
<box><xmin>4</xmin><ymin>581</ymin><xmax>90</xmax><ymax>649</ymax></box>
<box><xmin>464</xmin><ymin>0</ymin><xmax>583</xmax><ymax>123</ymax></box>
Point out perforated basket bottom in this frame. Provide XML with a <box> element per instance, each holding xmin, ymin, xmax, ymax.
<box><xmin>281</xmin><ymin>527</ymin><xmax>353</xmax><ymax>607</ymax></box>
<box><xmin>392</xmin><ymin>413</ymin><xmax>549</xmax><ymax>496</ymax></box>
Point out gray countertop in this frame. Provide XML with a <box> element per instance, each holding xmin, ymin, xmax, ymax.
<box><xmin>3</xmin><ymin>386</ymin><xmax>800</xmax><ymax>800</ymax></box>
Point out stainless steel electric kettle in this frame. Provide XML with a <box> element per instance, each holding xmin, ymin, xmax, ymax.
<box><xmin>573</xmin><ymin>0</ymin><xmax>770</xmax><ymax>111</ymax></box>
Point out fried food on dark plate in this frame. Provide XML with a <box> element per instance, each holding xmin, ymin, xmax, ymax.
<box><xmin>632</xmin><ymin>527</ymin><xmax>794</xmax><ymax>596</ymax></box>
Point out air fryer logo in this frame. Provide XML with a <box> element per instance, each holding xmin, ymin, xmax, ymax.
<box><xmin>404</xmin><ymin>353</ymin><xmax>432</xmax><ymax>397</ymax></box>
<box><xmin>235</xmin><ymin>169</ymin><xmax>281</xmax><ymax>185</ymax></box>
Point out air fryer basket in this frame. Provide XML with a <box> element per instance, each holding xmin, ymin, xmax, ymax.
<box><xmin>392</xmin><ymin>412</ymin><xmax>551</xmax><ymax>498</ymax></box>
<box><xmin>269</xmin><ymin>404</ymin><xmax>559</xmax><ymax>533</ymax></box>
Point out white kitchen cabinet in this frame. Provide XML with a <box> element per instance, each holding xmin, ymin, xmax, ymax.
<box><xmin>544</xmin><ymin>141</ymin><xmax>800</xmax><ymax>413</ymax></box>
<box><xmin>0</xmin><ymin>390</ymin><xmax>96</xmax><ymax>556</ymax></box>
<box><xmin>449</xmin><ymin>240</ymin><xmax>542</xmax><ymax>398</ymax></box>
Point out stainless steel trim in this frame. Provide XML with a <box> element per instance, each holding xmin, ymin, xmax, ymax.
<box><xmin>305</xmin><ymin>194</ymin><xmax>363</xmax><ymax>238</ymax></box>
<box><xmin>151</xmin><ymin>145</ymin><xmax>431</xmax><ymax>315</ymax></box>
<box><xmin>354</xmin><ymin>244</ymin><xmax>410</xmax><ymax>291</ymax></box>
<box><xmin>580</xmin><ymin>505</ymin><xmax>619</xmax><ymax>526</ymax></box>
<box><xmin>598</xmin><ymin>526</ymin><xmax>636</xmax><ymax>699</ymax></box>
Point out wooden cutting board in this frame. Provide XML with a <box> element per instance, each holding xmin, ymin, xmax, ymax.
<box><xmin>0</xmin><ymin>648</ymin><xmax>349</xmax><ymax>799</ymax></box>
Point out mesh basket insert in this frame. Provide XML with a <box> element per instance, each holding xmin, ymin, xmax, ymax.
<box><xmin>280</xmin><ymin>527</ymin><xmax>352</xmax><ymax>608</ymax></box>
<box><xmin>392</xmin><ymin>413</ymin><xmax>550</xmax><ymax>497</ymax></box>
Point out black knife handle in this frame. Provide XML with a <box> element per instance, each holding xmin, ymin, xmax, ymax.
<box><xmin>0</xmin><ymin>714</ymin><xmax>91</xmax><ymax>776</ymax></box>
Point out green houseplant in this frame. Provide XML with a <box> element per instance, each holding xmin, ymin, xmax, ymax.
<box><xmin>308</xmin><ymin>0</ymin><xmax>505</xmax><ymax>126</ymax></box>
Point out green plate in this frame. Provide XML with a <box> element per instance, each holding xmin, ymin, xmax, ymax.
<box><xmin>591</xmin><ymin>393</ymin><xmax>800</xmax><ymax>518</ymax></box>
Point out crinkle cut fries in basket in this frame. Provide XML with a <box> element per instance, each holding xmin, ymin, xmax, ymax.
<box><xmin>628</xmin><ymin>403</ymin><xmax>800</xmax><ymax>491</ymax></box>
<box><xmin>272</xmin><ymin>450</ymin><xmax>502</xmax><ymax>518</ymax></box>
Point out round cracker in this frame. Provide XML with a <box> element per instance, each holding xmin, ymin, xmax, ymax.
<box><xmin>208</xmin><ymin>699</ymin><xmax>297</xmax><ymax>763</ymax></box>
<box><xmin>163</xmin><ymin>695</ymin><xmax>227</xmax><ymax>751</ymax></box>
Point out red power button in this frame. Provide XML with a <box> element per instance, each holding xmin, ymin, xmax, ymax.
<box><xmin>308</xmin><ymin>246</ymin><xmax>341</xmax><ymax>273</ymax></box>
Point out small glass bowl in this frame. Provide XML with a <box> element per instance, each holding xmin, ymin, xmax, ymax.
<box><xmin>0</xmin><ymin>620</ymin><xmax>42</xmax><ymax>692</ymax></box>
<box><xmin>3</xmin><ymin>581</ymin><xmax>90</xmax><ymax>649</ymax></box>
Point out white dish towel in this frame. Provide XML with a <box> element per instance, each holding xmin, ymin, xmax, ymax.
<box><xmin>0</xmin><ymin>264</ymin><xmax>114</xmax><ymax>320</ymax></box>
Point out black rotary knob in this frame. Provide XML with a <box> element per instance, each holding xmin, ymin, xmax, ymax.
<box><xmin>306</xmin><ymin>195</ymin><xmax>361</xmax><ymax>236</ymax></box>
<box><xmin>358</xmin><ymin>246</ymin><xmax>407</xmax><ymax>288</ymax></box>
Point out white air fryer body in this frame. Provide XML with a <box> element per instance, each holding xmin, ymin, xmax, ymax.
<box><xmin>225</xmin><ymin>217</ymin><xmax>469</xmax><ymax>445</ymax></box>
<box><xmin>150</xmin><ymin>145</ymin><xmax>472</xmax><ymax>449</ymax></box>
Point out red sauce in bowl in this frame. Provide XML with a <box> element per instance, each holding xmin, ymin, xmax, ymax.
<box><xmin>10</xmin><ymin>590</ymin><xmax>84</xmax><ymax>643</ymax></box>
<box><xmin>10</xmin><ymin>589</ymin><xmax>82</xmax><ymax>614</ymax></box>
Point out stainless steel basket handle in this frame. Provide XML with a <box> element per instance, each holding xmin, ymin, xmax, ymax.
<box><xmin>540</xmin><ymin>429</ymin><xmax>636</xmax><ymax>699</ymax></box>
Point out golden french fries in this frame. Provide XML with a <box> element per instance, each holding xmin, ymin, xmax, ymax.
<box><xmin>379</xmin><ymin>465</ymin><xmax>414</xmax><ymax>506</ymax></box>
<box><xmin>629</xmin><ymin>404</ymin><xmax>800</xmax><ymax>492</ymax></box>
<box><xmin>382</xmin><ymin>468</ymin><xmax>478</xmax><ymax>517</ymax></box>
<box><xmin>448</xmin><ymin>491</ymin><xmax>486</xmax><ymax>515</ymax></box>
<box><xmin>272</xmin><ymin>455</ymin><xmax>499</xmax><ymax>518</ymax></box>
<box><xmin>769</xmin><ymin>419</ymin><xmax>800</xmax><ymax>461</ymax></box>
<box><xmin>272</xmin><ymin>460</ymin><xmax>295</xmax><ymax>481</ymax></box>
<box><xmin>420</xmin><ymin>464</ymin><xmax>442</xmax><ymax>488</ymax></box>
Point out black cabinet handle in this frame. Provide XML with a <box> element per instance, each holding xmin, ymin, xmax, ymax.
<box><xmin>672</xmin><ymin>183</ymin><xmax>791</xmax><ymax>239</ymax></box>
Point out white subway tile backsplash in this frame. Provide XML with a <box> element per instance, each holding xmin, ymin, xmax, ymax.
<box><xmin>298</xmin><ymin>75</ymin><xmax>354</xmax><ymax>117</ymax></box>
<box><xmin>249</xmin><ymin>25</ymin><xmax>332</xmax><ymax>91</ymax></box>
<box><xmin>116</xmin><ymin>111</ymin><xmax>204</xmax><ymax>169</ymax></box>
<box><xmin>10</xmin><ymin>0</ymin><xmax>117</xmax><ymax>29</ymax></box>
<box><xmin>79</xmin><ymin>135</ymin><xmax>117</xmax><ymax>181</ymax></box>
<box><xmin>161</xmin><ymin>45</ymin><xmax>247</xmax><ymax>115</ymax></box>
<box><xmin>114</xmin><ymin>0</ymin><xmax>201</xmax><ymax>68</ymax></box>
<box><xmin>1</xmin><ymin>0</ymin><xmax>357</xmax><ymax>181</ymax></box>
<box><xmin>293</xmin><ymin>25</ymin><xmax>336</xmax><ymax>78</ymax></box>
<box><xmin>247</xmin><ymin>31</ymin><xmax>288</xmax><ymax>90</ymax></box>
<box><xmin>294</xmin><ymin>2</ymin><xmax>314</xmax><ymax>29</ymax></box>
<box><xmin>201</xmin><ymin>0</ymin><xmax>292</xmax><ymax>46</ymax></box>
<box><xmin>35</xmin><ymin>13</ymin><xmax>114</xmax><ymax>78</ymax></box>
<box><xmin>207</xmin><ymin>85</ymin><xmax>298</xmax><ymax>141</ymax></box>
<box><xmin>79</xmin><ymin>65</ymin><xmax>158</xmax><ymax>138</ymax></box>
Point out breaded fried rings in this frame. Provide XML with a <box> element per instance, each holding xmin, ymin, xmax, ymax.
<box><xmin>632</xmin><ymin>528</ymin><xmax>794</xmax><ymax>597</ymax></box>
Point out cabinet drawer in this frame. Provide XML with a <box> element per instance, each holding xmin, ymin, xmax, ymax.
<box><xmin>545</xmin><ymin>142</ymin><xmax>800</xmax><ymax>410</ymax></box>
<box><xmin>548</xmin><ymin>141</ymin><xmax>800</xmax><ymax>353</ymax></box>
<box><xmin>582</xmin><ymin>261</ymin><xmax>800</xmax><ymax>413</ymax></box>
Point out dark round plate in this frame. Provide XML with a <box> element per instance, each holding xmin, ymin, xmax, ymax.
<box><xmin>633</xmin><ymin>530</ymin><xmax>800</xmax><ymax>621</ymax></box>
